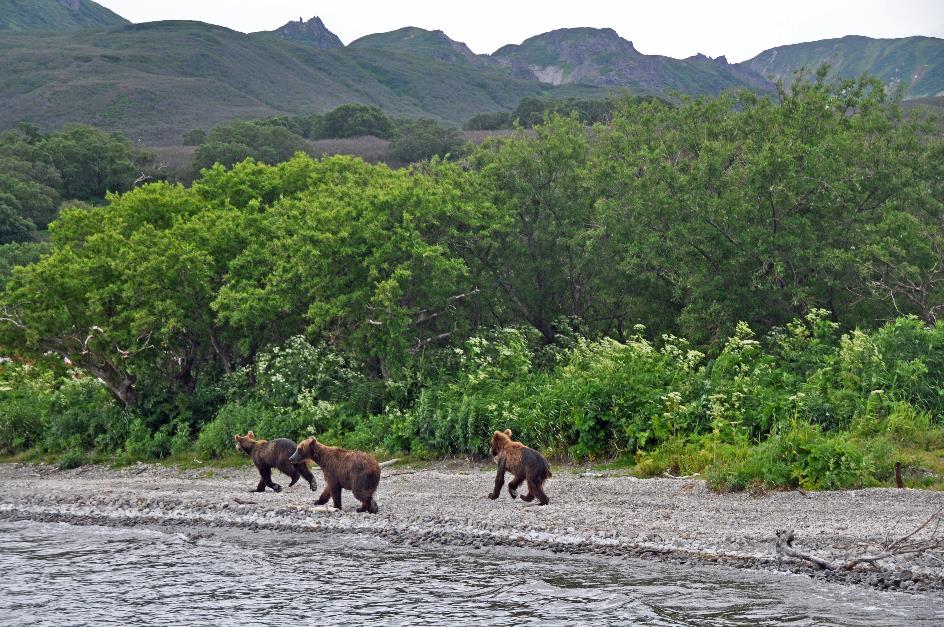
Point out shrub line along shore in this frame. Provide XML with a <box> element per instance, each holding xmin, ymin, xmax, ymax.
<box><xmin>1</xmin><ymin>462</ymin><xmax>942</xmax><ymax>596</ymax></box>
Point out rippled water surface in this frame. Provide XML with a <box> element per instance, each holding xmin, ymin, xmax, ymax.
<box><xmin>0</xmin><ymin>521</ymin><xmax>940</xmax><ymax>626</ymax></box>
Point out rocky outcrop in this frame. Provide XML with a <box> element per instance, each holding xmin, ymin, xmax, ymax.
<box><xmin>493</xmin><ymin>27</ymin><xmax>772</xmax><ymax>95</ymax></box>
<box><xmin>270</xmin><ymin>16</ymin><xmax>343</xmax><ymax>49</ymax></box>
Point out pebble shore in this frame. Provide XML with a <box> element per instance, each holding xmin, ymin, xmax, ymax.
<box><xmin>1</xmin><ymin>461</ymin><xmax>942</xmax><ymax>594</ymax></box>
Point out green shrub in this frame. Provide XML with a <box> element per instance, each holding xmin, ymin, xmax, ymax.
<box><xmin>122</xmin><ymin>418</ymin><xmax>172</xmax><ymax>461</ymax></box>
<box><xmin>0</xmin><ymin>363</ymin><xmax>53</xmax><ymax>453</ymax></box>
<box><xmin>195</xmin><ymin>402</ymin><xmax>311</xmax><ymax>458</ymax></box>
<box><xmin>389</xmin><ymin>119</ymin><xmax>463</xmax><ymax>163</ymax></box>
<box><xmin>57</xmin><ymin>448</ymin><xmax>86</xmax><ymax>470</ymax></box>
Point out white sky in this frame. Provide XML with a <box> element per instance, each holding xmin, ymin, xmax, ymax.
<box><xmin>97</xmin><ymin>1</ymin><xmax>944</xmax><ymax>62</ymax></box>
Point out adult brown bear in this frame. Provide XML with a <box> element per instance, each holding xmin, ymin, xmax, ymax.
<box><xmin>234</xmin><ymin>432</ymin><xmax>317</xmax><ymax>493</ymax></box>
<box><xmin>288</xmin><ymin>437</ymin><xmax>381</xmax><ymax>513</ymax></box>
<box><xmin>488</xmin><ymin>429</ymin><xmax>552</xmax><ymax>505</ymax></box>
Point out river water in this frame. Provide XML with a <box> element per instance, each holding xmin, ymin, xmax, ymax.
<box><xmin>0</xmin><ymin>520</ymin><xmax>939</xmax><ymax>626</ymax></box>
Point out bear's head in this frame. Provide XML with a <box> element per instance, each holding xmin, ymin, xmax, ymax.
<box><xmin>288</xmin><ymin>436</ymin><xmax>319</xmax><ymax>464</ymax></box>
<box><xmin>490</xmin><ymin>429</ymin><xmax>513</xmax><ymax>458</ymax></box>
<box><xmin>234</xmin><ymin>431</ymin><xmax>256</xmax><ymax>453</ymax></box>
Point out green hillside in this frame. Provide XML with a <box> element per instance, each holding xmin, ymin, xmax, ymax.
<box><xmin>743</xmin><ymin>35</ymin><xmax>944</xmax><ymax>98</ymax></box>
<box><xmin>350</xmin><ymin>27</ymin><xmax>490</xmax><ymax>66</ymax></box>
<box><xmin>0</xmin><ymin>0</ymin><xmax>128</xmax><ymax>31</ymax></box>
<box><xmin>493</xmin><ymin>27</ymin><xmax>773</xmax><ymax>94</ymax></box>
<box><xmin>0</xmin><ymin>21</ymin><xmax>606</xmax><ymax>144</ymax></box>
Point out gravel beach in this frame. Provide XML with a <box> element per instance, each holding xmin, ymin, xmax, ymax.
<box><xmin>1</xmin><ymin>461</ymin><xmax>942</xmax><ymax>594</ymax></box>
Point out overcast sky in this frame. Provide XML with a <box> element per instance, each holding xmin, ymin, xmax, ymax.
<box><xmin>97</xmin><ymin>1</ymin><xmax>944</xmax><ymax>62</ymax></box>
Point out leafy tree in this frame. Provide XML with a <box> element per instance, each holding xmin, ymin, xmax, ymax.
<box><xmin>0</xmin><ymin>241</ymin><xmax>51</xmax><ymax>288</ymax></box>
<box><xmin>39</xmin><ymin>125</ymin><xmax>137</xmax><ymax>200</ymax></box>
<box><xmin>389</xmin><ymin>119</ymin><xmax>464</xmax><ymax>163</ymax></box>
<box><xmin>190</xmin><ymin>120</ymin><xmax>306</xmax><ymax>173</ymax></box>
<box><xmin>463</xmin><ymin>111</ymin><xmax>512</xmax><ymax>131</ymax></box>
<box><xmin>182</xmin><ymin>129</ymin><xmax>207</xmax><ymax>146</ymax></box>
<box><xmin>0</xmin><ymin>196</ymin><xmax>35</xmax><ymax>244</ymax></box>
<box><xmin>321</xmin><ymin>104</ymin><xmax>394</xmax><ymax>139</ymax></box>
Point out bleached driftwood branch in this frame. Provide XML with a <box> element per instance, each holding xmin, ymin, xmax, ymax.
<box><xmin>775</xmin><ymin>507</ymin><xmax>944</xmax><ymax>571</ymax></box>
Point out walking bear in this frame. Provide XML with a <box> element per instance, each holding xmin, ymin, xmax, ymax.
<box><xmin>234</xmin><ymin>432</ymin><xmax>317</xmax><ymax>493</ymax></box>
<box><xmin>288</xmin><ymin>437</ymin><xmax>381</xmax><ymax>514</ymax></box>
<box><xmin>488</xmin><ymin>429</ymin><xmax>552</xmax><ymax>505</ymax></box>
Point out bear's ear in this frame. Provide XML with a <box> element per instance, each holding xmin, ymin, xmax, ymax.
<box><xmin>504</xmin><ymin>429</ymin><xmax>513</xmax><ymax>437</ymax></box>
<box><xmin>247</xmin><ymin>431</ymin><xmax>255</xmax><ymax>439</ymax></box>
<box><xmin>234</xmin><ymin>434</ymin><xmax>242</xmax><ymax>442</ymax></box>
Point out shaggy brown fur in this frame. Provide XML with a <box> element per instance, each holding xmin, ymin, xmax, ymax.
<box><xmin>488</xmin><ymin>429</ymin><xmax>552</xmax><ymax>505</ymax></box>
<box><xmin>288</xmin><ymin>437</ymin><xmax>381</xmax><ymax>513</ymax></box>
<box><xmin>234</xmin><ymin>432</ymin><xmax>317</xmax><ymax>493</ymax></box>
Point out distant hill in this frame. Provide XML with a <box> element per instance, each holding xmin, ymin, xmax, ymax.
<box><xmin>0</xmin><ymin>0</ymin><xmax>128</xmax><ymax>31</ymax></box>
<box><xmin>743</xmin><ymin>35</ymin><xmax>944</xmax><ymax>98</ymax></box>
<box><xmin>0</xmin><ymin>20</ymin><xmax>606</xmax><ymax>144</ymax></box>
<box><xmin>350</xmin><ymin>26</ymin><xmax>491</xmax><ymax>66</ymax></box>
<box><xmin>263</xmin><ymin>15</ymin><xmax>342</xmax><ymax>49</ymax></box>
<box><xmin>492</xmin><ymin>28</ymin><xmax>773</xmax><ymax>94</ymax></box>
<box><xmin>13</xmin><ymin>14</ymin><xmax>943</xmax><ymax>148</ymax></box>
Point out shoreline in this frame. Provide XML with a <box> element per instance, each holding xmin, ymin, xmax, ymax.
<box><xmin>1</xmin><ymin>462</ymin><xmax>942</xmax><ymax>594</ymax></box>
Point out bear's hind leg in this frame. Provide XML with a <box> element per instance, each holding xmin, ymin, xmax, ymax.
<box><xmin>520</xmin><ymin>477</ymin><xmax>536</xmax><ymax>502</ymax></box>
<box><xmin>527</xmin><ymin>477</ymin><xmax>549</xmax><ymax>505</ymax></box>
<box><xmin>330</xmin><ymin>483</ymin><xmax>343</xmax><ymax>510</ymax></box>
<box><xmin>353</xmin><ymin>487</ymin><xmax>377</xmax><ymax>513</ymax></box>
<box><xmin>260</xmin><ymin>467</ymin><xmax>282</xmax><ymax>492</ymax></box>
<box><xmin>508</xmin><ymin>475</ymin><xmax>524</xmax><ymax>499</ymax></box>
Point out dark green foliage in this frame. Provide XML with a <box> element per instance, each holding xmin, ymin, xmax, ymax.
<box><xmin>182</xmin><ymin>129</ymin><xmax>206</xmax><ymax>146</ymax></box>
<box><xmin>0</xmin><ymin>124</ymin><xmax>144</xmax><ymax>243</ymax></box>
<box><xmin>466</xmin><ymin>97</ymin><xmax>620</xmax><ymax>130</ymax></box>
<box><xmin>40</xmin><ymin>125</ymin><xmax>137</xmax><ymax>199</ymax></box>
<box><xmin>389</xmin><ymin>119</ymin><xmax>463</xmax><ymax>163</ymax></box>
<box><xmin>56</xmin><ymin>448</ymin><xmax>85</xmax><ymax>470</ymax></box>
<box><xmin>321</xmin><ymin>104</ymin><xmax>394</xmax><ymax>140</ymax></box>
<box><xmin>511</xmin><ymin>96</ymin><xmax>617</xmax><ymax>128</ymax></box>
<box><xmin>190</xmin><ymin>120</ymin><xmax>306</xmax><ymax>173</ymax></box>
<box><xmin>0</xmin><ymin>241</ymin><xmax>50</xmax><ymax>286</ymax></box>
<box><xmin>463</xmin><ymin>111</ymin><xmax>513</xmax><ymax>131</ymax></box>
<box><xmin>0</xmin><ymin>198</ymin><xmax>35</xmax><ymax>244</ymax></box>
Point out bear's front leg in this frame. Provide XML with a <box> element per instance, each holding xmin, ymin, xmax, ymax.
<box><xmin>488</xmin><ymin>459</ymin><xmax>506</xmax><ymax>500</ymax></box>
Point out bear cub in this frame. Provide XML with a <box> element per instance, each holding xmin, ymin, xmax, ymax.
<box><xmin>488</xmin><ymin>429</ymin><xmax>552</xmax><ymax>505</ymax></box>
<box><xmin>234</xmin><ymin>432</ymin><xmax>317</xmax><ymax>493</ymax></box>
<box><xmin>288</xmin><ymin>437</ymin><xmax>381</xmax><ymax>513</ymax></box>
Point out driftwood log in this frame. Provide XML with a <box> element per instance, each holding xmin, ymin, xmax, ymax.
<box><xmin>775</xmin><ymin>507</ymin><xmax>943</xmax><ymax>571</ymax></box>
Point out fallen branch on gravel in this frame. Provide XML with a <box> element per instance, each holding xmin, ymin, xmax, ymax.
<box><xmin>233</xmin><ymin>497</ymin><xmax>257</xmax><ymax>505</ymax></box>
<box><xmin>378</xmin><ymin>458</ymin><xmax>402</xmax><ymax>468</ymax></box>
<box><xmin>662</xmin><ymin>472</ymin><xmax>701</xmax><ymax>479</ymax></box>
<box><xmin>775</xmin><ymin>506</ymin><xmax>944</xmax><ymax>571</ymax></box>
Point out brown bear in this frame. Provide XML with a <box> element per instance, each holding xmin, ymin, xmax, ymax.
<box><xmin>488</xmin><ymin>429</ymin><xmax>552</xmax><ymax>505</ymax></box>
<box><xmin>234</xmin><ymin>432</ymin><xmax>317</xmax><ymax>493</ymax></box>
<box><xmin>288</xmin><ymin>437</ymin><xmax>381</xmax><ymax>514</ymax></box>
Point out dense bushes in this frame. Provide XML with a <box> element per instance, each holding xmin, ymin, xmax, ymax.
<box><xmin>5</xmin><ymin>313</ymin><xmax>941</xmax><ymax>490</ymax></box>
<box><xmin>0</xmin><ymin>124</ymin><xmax>148</xmax><ymax>244</ymax></box>
<box><xmin>389</xmin><ymin>119</ymin><xmax>463</xmax><ymax>163</ymax></box>
<box><xmin>464</xmin><ymin>96</ymin><xmax>620</xmax><ymax>130</ymax></box>
<box><xmin>190</xmin><ymin>120</ymin><xmax>307</xmax><ymax>173</ymax></box>
<box><xmin>2</xmin><ymin>75</ymin><xmax>943</xmax><ymax>490</ymax></box>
